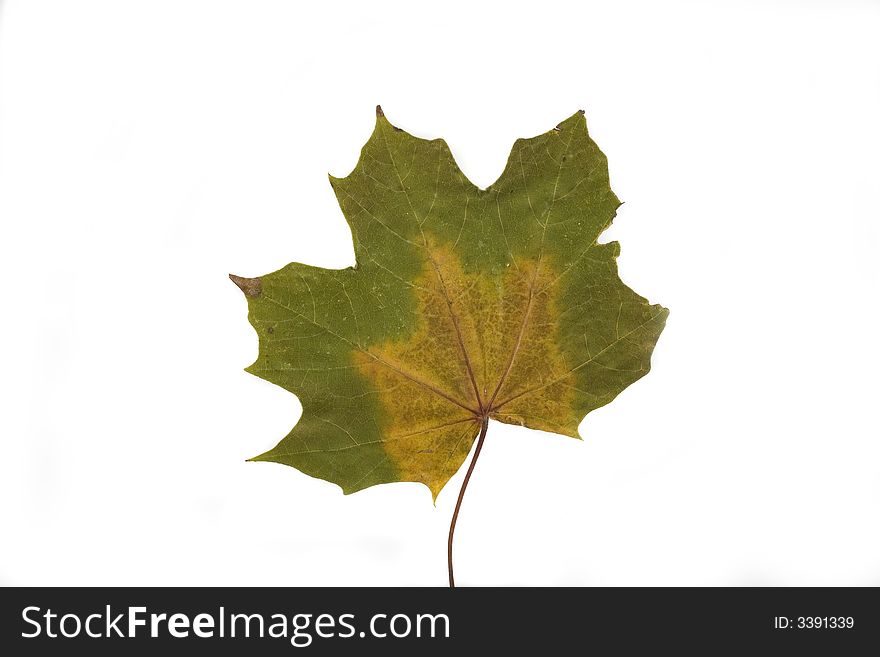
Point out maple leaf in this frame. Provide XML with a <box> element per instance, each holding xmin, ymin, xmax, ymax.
<box><xmin>231</xmin><ymin>107</ymin><xmax>668</xmax><ymax>585</ymax></box>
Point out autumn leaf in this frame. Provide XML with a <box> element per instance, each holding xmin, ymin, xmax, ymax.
<box><xmin>231</xmin><ymin>107</ymin><xmax>668</xmax><ymax>585</ymax></box>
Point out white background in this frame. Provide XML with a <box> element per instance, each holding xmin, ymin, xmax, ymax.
<box><xmin>1</xmin><ymin>0</ymin><xmax>879</xmax><ymax>586</ymax></box>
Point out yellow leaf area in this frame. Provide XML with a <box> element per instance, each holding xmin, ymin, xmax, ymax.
<box><xmin>354</xmin><ymin>240</ymin><xmax>574</xmax><ymax>499</ymax></box>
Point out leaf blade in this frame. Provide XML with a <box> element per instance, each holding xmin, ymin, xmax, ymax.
<box><xmin>234</xmin><ymin>109</ymin><xmax>668</xmax><ymax>498</ymax></box>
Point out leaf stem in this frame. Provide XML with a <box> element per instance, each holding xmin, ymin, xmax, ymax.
<box><xmin>447</xmin><ymin>416</ymin><xmax>489</xmax><ymax>588</ymax></box>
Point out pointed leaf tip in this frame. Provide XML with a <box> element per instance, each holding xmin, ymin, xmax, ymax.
<box><xmin>374</xmin><ymin>104</ymin><xmax>401</xmax><ymax>131</ymax></box>
<box><xmin>229</xmin><ymin>274</ymin><xmax>262</xmax><ymax>299</ymax></box>
<box><xmin>555</xmin><ymin>110</ymin><xmax>588</xmax><ymax>132</ymax></box>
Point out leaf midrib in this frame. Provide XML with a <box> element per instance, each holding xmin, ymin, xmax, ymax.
<box><xmin>372</xmin><ymin>116</ymin><xmax>577</xmax><ymax>420</ymax></box>
<box><xmin>260</xmin><ymin>294</ymin><xmax>480</xmax><ymax>415</ymax></box>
